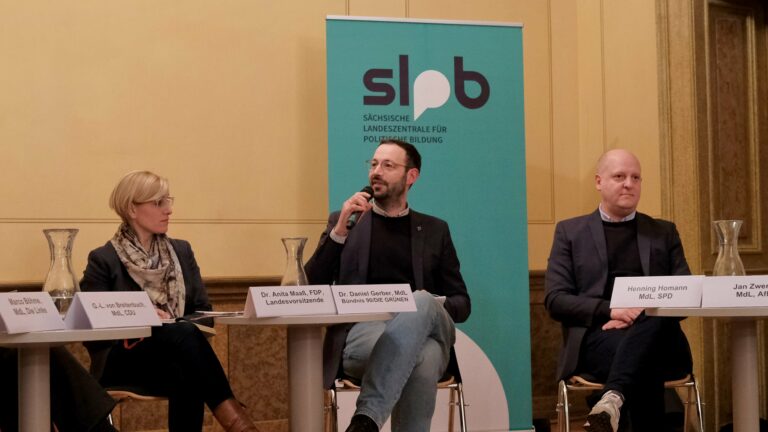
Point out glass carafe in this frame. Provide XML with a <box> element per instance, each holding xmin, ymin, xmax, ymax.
<box><xmin>42</xmin><ymin>229</ymin><xmax>80</xmax><ymax>314</ymax></box>
<box><xmin>280</xmin><ymin>237</ymin><xmax>308</xmax><ymax>286</ymax></box>
<box><xmin>712</xmin><ymin>220</ymin><xmax>746</xmax><ymax>276</ymax></box>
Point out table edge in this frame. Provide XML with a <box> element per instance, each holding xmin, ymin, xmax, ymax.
<box><xmin>217</xmin><ymin>312</ymin><xmax>393</xmax><ymax>326</ymax></box>
<box><xmin>646</xmin><ymin>307</ymin><xmax>768</xmax><ymax>317</ymax></box>
<box><xmin>0</xmin><ymin>326</ymin><xmax>151</xmax><ymax>345</ymax></box>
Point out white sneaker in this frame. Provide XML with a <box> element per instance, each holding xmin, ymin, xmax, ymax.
<box><xmin>584</xmin><ymin>390</ymin><xmax>623</xmax><ymax>432</ymax></box>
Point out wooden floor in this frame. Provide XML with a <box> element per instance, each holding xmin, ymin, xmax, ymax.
<box><xmin>546</xmin><ymin>413</ymin><xmax>694</xmax><ymax>432</ymax></box>
<box><xmin>536</xmin><ymin>416</ymin><xmax>588</xmax><ymax>432</ymax></box>
<box><xmin>565</xmin><ymin>417</ymin><xmax>588</xmax><ymax>432</ymax></box>
<box><xmin>566</xmin><ymin>417</ymin><xmax>588</xmax><ymax>432</ymax></box>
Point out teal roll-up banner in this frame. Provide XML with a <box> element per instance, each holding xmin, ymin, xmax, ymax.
<box><xmin>326</xmin><ymin>16</ymin><xmax>530</xmax><ymax>431</ymax></box>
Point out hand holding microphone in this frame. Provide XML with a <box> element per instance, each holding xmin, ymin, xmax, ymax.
<box><xmin>346</xmin><ymin>186</ymin><xmax>374</xmax><ymax>229</ymax></box>
<box><xmin>334</xmin><ymin>186</ymin><xmax>374</xmax><ymax>237</ymax></box>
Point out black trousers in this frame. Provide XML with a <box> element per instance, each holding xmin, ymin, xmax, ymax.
<box><xmin>577</xmin><ymin>314</ymin><xmax>692</xmax><ymax>432</ymax></box>
<box><xmin>0</xmin><ymin>346</ymin><xmax>116</xmax><ymax>432</ymax></box>
<box><xmin>100</xmin><ymin>322</ymin><xmax>234</xmax><ymax>432</ymax></box>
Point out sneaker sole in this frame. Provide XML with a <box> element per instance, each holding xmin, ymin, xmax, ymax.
<box><xmin>584</xmin><ymin>412</ymin><xmax>614</xmax><ymax>432</ymax></box>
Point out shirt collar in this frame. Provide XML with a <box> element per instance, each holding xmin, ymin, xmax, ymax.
<box><xmin>371</xmin><ymin>199</ymin><xmax>410</xmax><ymax>217</ymax></box>
<box><xmin>599</xmin><ymin>204</ymin><xmax>636</xmax><ymax>222</ymax></box>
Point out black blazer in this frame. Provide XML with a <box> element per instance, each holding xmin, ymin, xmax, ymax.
<box><xmin>305</xmin><ymin>209</ymin><xmax>471</xmax><ymax>388</ymax></box>
<box><xmin>544</xmin><ymin>210</ymin><xmax>690</xmax><ymax>380</ymax></box>
<box><xmin>80</xmin><ymin>238</ymin><xmax>212</xmax><ymax>316</ymax></box>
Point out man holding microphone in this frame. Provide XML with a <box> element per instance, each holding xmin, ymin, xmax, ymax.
<box><xmin>306</xmin><ymin>138</ymin><xmax>471</xmax><ymax>432</ymax></box>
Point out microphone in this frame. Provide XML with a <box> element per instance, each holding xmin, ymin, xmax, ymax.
<box><xmin>346</xmin><ymin>186</ymin><xmax>374</xmax><ymax>229</ymax></box>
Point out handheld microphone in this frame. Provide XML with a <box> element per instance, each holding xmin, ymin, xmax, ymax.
<box><xmin>346</xmin><ymin>186</ymin><xmax>374</xmax><ymax>229</ymax></box>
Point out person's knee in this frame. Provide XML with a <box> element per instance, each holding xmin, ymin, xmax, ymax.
<box><xmin>160</xmin><ymin>321</ymin><xmax>206</xmax><ymax>348</ymax></box>
<box><xmin>413</xmin><ymin>290</ymin><xmax>440</xmax><ymax>315</ymax></box>
<box><xmin>411</xmin><ymin>339</ymin><xmax>447</xmax><ymax>383</ymax></box>
<box><xmin>175</xmin><ymin>321</ymin><xmax>201</xmax><ymax>336</ymax></box>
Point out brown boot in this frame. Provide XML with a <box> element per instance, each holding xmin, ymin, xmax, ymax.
<box><xmin>213</xmin><ymin>398</ymin><xmax>260</xmax><ymax>432</ymax></box>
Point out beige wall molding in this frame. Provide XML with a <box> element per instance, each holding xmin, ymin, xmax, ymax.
<box><xmin>0</xmin><ymin>218</ymin><xmax>326</xmax><ymax>224</ymax></box>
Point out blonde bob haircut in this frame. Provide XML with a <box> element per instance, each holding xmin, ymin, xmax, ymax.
<box><xmin>109</xmin><ymin>170</ymin><xmax>170</xmax><ymax>223</ymax></box>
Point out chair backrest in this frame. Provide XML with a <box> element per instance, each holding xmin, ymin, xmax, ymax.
<box><xmin>85</xmin><ymin>323</ymin><xmax>215</xmax><ymax>380</ymax></box>
<box><xmin>329</xmin><ymin>346</ymin><xmax>468</xmax><ymax>432</ymax></box>
<box><xmin>444</xmin><ymin>347</ymin><xmax>462</xmax><ymax>383</ymax></box>
<box><xmin>334</xmin><ymin>346</ymin><xmax>463</xmax><ymax>385</ymax></box>
<box><xmin>85</xmin><ymin>341</ymin><xmax>171</xmax><ymax>399</ymax></box>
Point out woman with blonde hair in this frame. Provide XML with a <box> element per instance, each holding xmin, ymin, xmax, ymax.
<box><xmin>81</xmin><ymin>170</ymin><xmax>258</xmax><ymax>432</ymax></box>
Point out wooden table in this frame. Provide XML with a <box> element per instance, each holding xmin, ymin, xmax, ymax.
<box><xmin>0</xmin><ymin>327</ymin><xmax>151</xmax><ymax>432</ymax></box>
<box><xmin>218</xmin><ymin>313</ymin><xmax>392</xmax><ymax>432</ymax></box>
<box><xmin>647</xmin><ymin>307</ymin><xmax>768</xmax><ymax>432</ymax></box>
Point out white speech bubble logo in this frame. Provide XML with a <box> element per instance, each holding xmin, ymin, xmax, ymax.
<box><xmin>413</xmin><ymin>70</ymin><xmax>450</xmax><ymax>120</ymax></box>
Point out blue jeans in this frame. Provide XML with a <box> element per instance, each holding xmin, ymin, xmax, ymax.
<box><xmin>342</xmin><ymin>290</ymin><xmax>456</xmax><ymax>432</ymax></box>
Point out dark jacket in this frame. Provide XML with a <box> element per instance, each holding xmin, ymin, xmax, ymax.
<box><xmin>305</xmin><ymin>209</ymin><xmax>471</xmax><ymax>388</ymax></box>
<box><xmin>544</xmin><ymin>210</ymin><xmax>690</xmax><ymax>380</ymax></box>
<box><xmin>80</xmin><ymin>238</ymin><xmax>211</xmax><ymax>316</ymax></box>
<box><xmin>79</xmin><ymin>238</ymin><xmax>212</xmax><ymax>362</ymax></box>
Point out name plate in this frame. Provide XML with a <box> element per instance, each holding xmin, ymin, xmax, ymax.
<box><xmin>332</xmin><ymin>284</ymin><xmax>417</xmax><ymax>314</ymax></box>
<box><xmin>244</xmin><ymin>285</ymin><xmax>337</xmax><ymax>317</ymax></box>
<box><xmin>702</xmin><ymin>275</ymin><xmax>768</xmax><ymax>307</ymax></box>
<box><xmin>64</xmin><ymin>292</ymin><xmax>162</xmax><ymax>329</ymax></box>
<box><xmin>610</xmin><ymin>276</ymin><xmax>704</xmax><ymax>308</ymax></box>
<box><xmin>0</xmin><ymin>292</ymin><xmax>64</xmax><ymax>334</ymax></box>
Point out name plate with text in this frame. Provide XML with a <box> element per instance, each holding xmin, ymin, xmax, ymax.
<box><xmin>0</xmin><ymin>292</ymin><xmax>64</xmax><ymax>334</ymax></box>
<box><xmin>64</xmin><ymin>292</ymin><xmax>162</xmax><ymax>329</ymax></box>
<box><xmin>332</xmin><ymin>284</ymin><xmax>417</xmax><ymax>314</ymax></box>
<box><xmin>702</xmin><ymin>275</ymin><xmax>768</xmax><ymax>307</ymax></box>
<box><xmin>244</xmin><ymin>285</ymin><xmax>337</xmax><ymax>317</ymax></box>
<box><xmin>610</xmin><ymin>276</ymin><xmax>704</xmax><ymax>308</ymax></box>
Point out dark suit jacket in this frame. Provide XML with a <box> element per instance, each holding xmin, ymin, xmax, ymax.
<box><xmin>79</xmin><ymin>238</ymin><xmax>213</xmax><ymax>365</ymax></box>
<box><xmin>544</xmin><ymin>210</ymin><xmax>690</xmax><ymax>381</ymax></box>
<box><xmin>305</xmin><ymin>209</ymin><xmax>471</xmax><ymax>388</ymax></box>
<box><xmin>80</xmin><ymin>238</ymin><xmax>212</xmax><ymax>316</ymax></box>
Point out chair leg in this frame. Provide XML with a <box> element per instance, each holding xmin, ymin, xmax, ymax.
<box><xmin>328</xmin><ymin>388</ymin><xmax>339</xmax><ymax>432</ymax></box>
<box><xmin>448</xmin><ymin>386</ymin><xmax>456</xmax><ymax>432</ymax></box>
<box><xmin>323</xmin><ymin>389</ymin><xmax>331</xmax><ymax>432</ymax></box>
<box><xmin>683</xmin><ymin>385</ymin><xmax>690</xmax><ymax>432</ymax></box>
<box><xmin>693</xmin><ymin>376</ymin><xmax>704</xmax><ymax>432</ymax></box>
<box><xmin>557</xmin><ymin>380</ymin><xmax>570</xmax><ymax>432</ymax></box>
<box><xmin>456</xmin><ymin>383</ymin><xmax>468</xmax><ymax>432</ymax></box>
<box><xmin>110</xmin><ymin>403</ymin><xmax>122</xmax><ymax>430</ymax></box>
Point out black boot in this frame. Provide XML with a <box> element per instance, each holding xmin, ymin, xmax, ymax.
<box><xmin>90</xmin><ymin>416</ymin><xmax>119</xmax><ymax>432</ymax></box>
<box><xmin>345</xmin><ymin>414</ymin><xmax>378</xmax><ymax>432</ymax></box>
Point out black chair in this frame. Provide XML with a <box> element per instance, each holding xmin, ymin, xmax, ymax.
<box><xmin>86</xmin><ymin>341</ymin><xmax>168</xmax><ymax>427</ymax></box>
<box><xmin>556</xmin><ymin>373</ymin><xmax>704</xmax><ymax>432</ymax></box>
<box><xmin>325</xmin><ymin>348</ymin><xmax>468</xmax><ymax>432</ymax></box>
<box><xmin>86</xmin><ymin>324</ymin><xmax>216</xmax><ymax>427</ymax></box>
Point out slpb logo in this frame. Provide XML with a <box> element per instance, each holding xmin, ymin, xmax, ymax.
<box><xmin>363</xmin><ymin>55</ymin><xmax>490</xmax><ymax>120</ymax></box>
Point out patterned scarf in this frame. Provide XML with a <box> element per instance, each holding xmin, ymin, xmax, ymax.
<box><xmin>110</xmin><ymin>223</ymin><xmax>186</xmax><ymax>318</ymax></box>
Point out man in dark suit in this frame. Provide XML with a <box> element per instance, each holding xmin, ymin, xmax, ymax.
<box><xmin>545</xmin><ymin>149</ymin><xmax>692</xmax><ymax>432</ymax></box>
<box><xmin>306</xmin><ymin>139</ymin><xmax>471</xmax><ymax>432</ymax></box>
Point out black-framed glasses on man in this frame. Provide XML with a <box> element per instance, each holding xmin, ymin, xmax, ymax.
<box><xmin>366</xmin><ymin>159</ymin><xmax>410</xmax><ymax>172</ymax></box>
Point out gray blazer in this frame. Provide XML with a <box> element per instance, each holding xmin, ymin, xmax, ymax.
<box><xmin>544</xmin><ymin>210</ymin><xmax>690</xmax><ymax>380</ymax></box>
<box><xmin>305</xmin><ymin>209</ymin><xmax>471</xmax><ymax>388</ymax></box>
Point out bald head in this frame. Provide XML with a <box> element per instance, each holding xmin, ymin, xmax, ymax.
<box><xmin>595</xmin><ymin>149</ymin><xmax>643</xmax><ymax>220</ymax></box>
<box><xmin>596</xmin><ymin>149</ymin><xmax>641</xmax><ymax>176</ymax></box>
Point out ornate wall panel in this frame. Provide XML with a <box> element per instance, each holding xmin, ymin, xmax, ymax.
<box><xmin>705</xmin><ymin>1</ymin><xmax>768</xmax><ymax>428</ymax></box>
<box><xmin>660</xmin><ymin>0</ymin><xmax>768</xmax><ymax>429</ymax></box>
<box><xmin>706</xmin><ymin>2</ymin><xmax>762</xmax><ymax>256</ymax></box>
